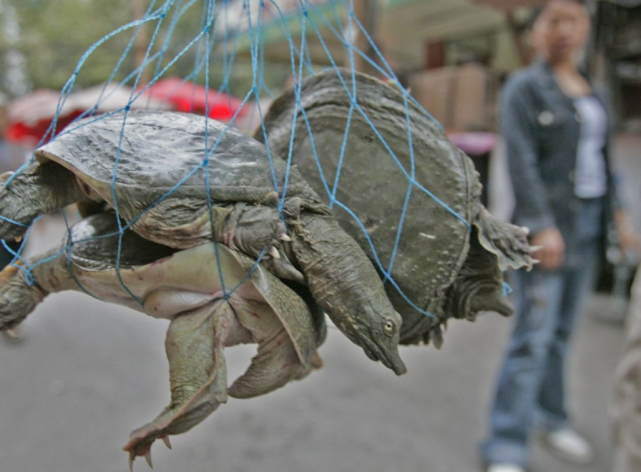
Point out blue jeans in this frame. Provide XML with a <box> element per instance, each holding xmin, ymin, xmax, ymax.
<box><xmin>481</xmin><ymin>199</ymin><xmax>603</xmax><ymax>467</ymax></box>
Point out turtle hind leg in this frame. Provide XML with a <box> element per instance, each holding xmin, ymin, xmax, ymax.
<box><xmin>0</xmin><ymin>262</ymin><xmax>47</xmax><ymax>333</ymax></box>
<box><xmin>0</xmin><ymin>162</ymin><xmax>85</xmax><ymax>239</ymax></box>
<box><xmin>0</xmin><ymin>240</ymin><xmax>94</xmax><ymax>333</ymax></box>
<box><xmin>134</xmin><ymin>198</ymin><xmax>306</xmax><ymax>283</ymax></box>
<box><xmin>474</xmin><ymin>206</ymin><xmax>535</xmax><ymax>272</ymax></box>
<box><xmin>228</xmin><ymin>311</ymin><xmax>312</xmax><ymax>399</ymax></box>
<box><xmin>444</xmin><ymin>205</ymin><xmax>535</xmax><ymax>319</ymax></box>
<box><xmin>123</xmin><ymin>300</ymin><xmax>236</xmax><ymax>468</ymax></box>
<box><xmin>445</xmin><ymin>226</ymin><xmax>515</xmax><ymax>321</ymax></box>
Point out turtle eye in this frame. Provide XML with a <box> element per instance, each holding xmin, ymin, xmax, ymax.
<box><xmin>383</xmin><ymin>319</ymin><xmax>395</xmax><ymax>334</ymax></box>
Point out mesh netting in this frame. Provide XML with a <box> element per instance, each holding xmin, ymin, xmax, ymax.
<box><xmin>1</xmin><ymin>0</ymin><xmax>472</xmax><ymax>318</ymax></box>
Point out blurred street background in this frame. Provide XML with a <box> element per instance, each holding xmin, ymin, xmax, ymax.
<box><xmin>0</xmin><ymin>0</ymin><xmax>641</xmax><ymax>471</ymax></box>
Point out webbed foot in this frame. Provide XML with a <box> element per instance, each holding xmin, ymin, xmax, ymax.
<box><xmin>123</xmin><ymin>300</ymin><xmax>233</xmax><ymax>469</ymax></box>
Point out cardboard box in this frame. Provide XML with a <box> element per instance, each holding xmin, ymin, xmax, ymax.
<box><xmin>409</xmin><ymin>64</ymin><xmax>497</xmax><ymax>131</ymax></box>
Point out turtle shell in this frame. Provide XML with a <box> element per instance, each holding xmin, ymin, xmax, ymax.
<box><xmin>258</xmin><ymin>70</ymin><xmax>532</xmax><ymax>345</ymax></box>
<box><xmin>35</xmin><ymin>111</ymin><xmax>321</xmax><ymax>247</ymax></box>
<box><xmin>258</xmin><ymin>71</ymin><xmax>478</xmax><ymax>319</ymax></box>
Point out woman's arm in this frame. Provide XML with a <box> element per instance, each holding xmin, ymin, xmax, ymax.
<box><xmin>502</xmin><ymin>75</ymin><xmax>564</xmax><ymax>269</ymax></box>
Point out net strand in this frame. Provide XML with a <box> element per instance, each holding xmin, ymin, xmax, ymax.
<box><xmin>1</xmin><ymin>0</ymin><xmax>479</xmax><ymax>319</ymax></box>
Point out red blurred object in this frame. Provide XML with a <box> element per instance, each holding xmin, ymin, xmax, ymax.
<box><xmin>5</xmin><ymin>84</ymin><xmax>168</xmax><ymax>146</ymax></box>
<box><xmin>448</xmin><ymin>132</ymin><xmax>496</xmax><ymax>156</ymax></box>
<box><xmin>5</xmin><ymin>112</ymin><xmax>83</xmax><ymax>145</ymax></box>
<box><xmin>142</xmin><ymin>78</ymin><xmax>245</xmax><ymax>120</ymax></box>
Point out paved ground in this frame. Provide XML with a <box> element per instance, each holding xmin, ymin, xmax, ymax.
<box><xmin>0</xmin><ymin>276</ymin><xmax>624</xmax><ymax>472</ymax></box>
<box><xmin>0</xmin><ymin>136</ymin><xmax>638</xmax><ymax>472</ymax></box>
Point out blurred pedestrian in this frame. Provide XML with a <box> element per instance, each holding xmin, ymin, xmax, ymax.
<box><xmin>612</xmin><ymin>267</ymin><xmax>641</xmax><ymax>472</ymax></box>
<box><xmin>480</xmin><ymin>2</ymin><xmax>638</xmax><ymax>472</ymax></box>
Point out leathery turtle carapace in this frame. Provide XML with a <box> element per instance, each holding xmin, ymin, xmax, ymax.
<box><xmin>0</xmin><ymin>110</ymin><xmax>406</xmax><ymax>375</ymax></box>
<box><xmin>257</xmin><ymin>69</ymin><xmax>535</xmax><ymax>346</ymax></box>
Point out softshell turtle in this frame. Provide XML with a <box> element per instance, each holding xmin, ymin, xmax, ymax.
<box><xmin>0</xmin><ymin>210</ymin><xmax>325</xmax><ymax>467</ymax></box>
<box><xmin>0</xmin><ymin>111</ymin><xmax>406</xmax><ymax>375</ymax></box>
<box><xmin>257</xmin><ymin>69</ymin><xmax>534</xmax><ymax>346</ymax></box>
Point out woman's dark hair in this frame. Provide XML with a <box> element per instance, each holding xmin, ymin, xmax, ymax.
<box><xmin>527</xmin><ymin>0</ymin><xmax>586</xmax><ymax>30</ymax></box>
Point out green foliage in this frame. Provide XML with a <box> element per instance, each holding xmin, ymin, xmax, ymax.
<box><xmin>1</xmin><ymin>0</ymin><xmax>293</xmax><ymax>98</ymax></box>
<box><xmin>6</xmin><ymin>0</ymin><xmax>137</xmax><ymax>91</ymax></box>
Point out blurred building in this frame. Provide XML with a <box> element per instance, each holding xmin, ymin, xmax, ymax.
<box><xmin>227</xmin><ymin>0</ymin><xmax>641</xmax><ymax>131</ymax></box>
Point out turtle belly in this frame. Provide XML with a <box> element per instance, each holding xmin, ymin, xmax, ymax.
<box><xmin>72</xmin><ymin>243</ymin><xmax>265</xmax><ymax>319</ymax></box>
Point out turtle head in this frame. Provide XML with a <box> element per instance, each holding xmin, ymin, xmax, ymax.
<box><xmin>289</xmin><ymin>213</ymin><xmax>407</xmax><ymax>375</ymax></box>
<box><xmin>343</xmin><ymin>309</ymin><xmax>406</xmax><ymax>375</ymax></box>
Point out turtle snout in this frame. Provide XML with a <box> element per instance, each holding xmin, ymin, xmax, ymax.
<box><xmin>388</xmin><ymin>351</ymin><xmax>407</xmax><ymax>376</ymax></box>
<box><xmin>380</xmin><ymin>343</ymin><xmax>407</xmax><ymax>376</ymax></box>
<box><xmin>359</xmin><ymin>331</ymin><xmax>407</xmax><ymax>376</ymax></box>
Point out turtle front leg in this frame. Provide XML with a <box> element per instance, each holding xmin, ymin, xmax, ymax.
<box><xmin>123</xmin><ymin>299</ymin><xmax>237</xmax><ymax>469</ymax></box>
<box><xmin>228</xmin><ymin>300</ymin><xmax>320</xmax><ymax>399</ymax></box>
<box><xmin>0</xmin><ymin>162</ymin><xmax>85</xmax><ymax>239</ymax></box>
<box><xmin>133</xmin><ymin>195</ymin><xmax>306</xmax><ymax>284</ymax></box>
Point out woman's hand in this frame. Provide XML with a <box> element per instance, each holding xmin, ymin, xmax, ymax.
<box><xmin>531</xmin><ymin>227</ymin><xmax>565</xmax><ymax>270</ymax></box>
<box><xmin>615</xmin><ymin>210</ymin><xmax>639</xmax><ymax>255</ymax></box>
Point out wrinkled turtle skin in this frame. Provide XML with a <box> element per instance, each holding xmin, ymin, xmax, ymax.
<box><xmin>257</xmin><ymin>69</ymin><xmax>534</xmax><ymax>346</ymax></box>
<box><xmin>0</xmin><ymin>111</ymin><xmax>406</xmax><ymax>375</ymax></box>
<box><xmin>0</xmin><ymin>211</ymin><xmax>325</xmax><ymax>467</ymax></box>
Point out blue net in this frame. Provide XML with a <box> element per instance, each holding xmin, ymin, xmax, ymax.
<box><xmin>2</xmin><ymin>0</ymin><xmax>472</xmax><ymax>318</ymax></box>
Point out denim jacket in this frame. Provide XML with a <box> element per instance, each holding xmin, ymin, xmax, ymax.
<box><xmin>501</xmin><ymin>60</ymin><xmax>621</xmax><ymax>243</ymax></box>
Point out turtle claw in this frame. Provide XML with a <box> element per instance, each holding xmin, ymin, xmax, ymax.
<box><xmin>161</xmin><ymin>435</ymin><xmax>172</xmax><ymax>449</ymax></box>
<box><xmin>123</xmin><ymin>436</ymin><xmax>155</xmax><ymax>471</ymax></box>
<box><xmin>269</xmin><ymin>246</ymin><xmax>281</xmax><ymax>259</ymax></box>
<box><xmin>3</xmin><ymin>328</ymin><xmax>19</xmax><ymax>340</ymax></box>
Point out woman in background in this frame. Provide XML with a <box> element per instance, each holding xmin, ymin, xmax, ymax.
<box><xmin>480</xmin><ymin>2</ymin><xmax>637</xmax><ymax>472</ymax></box>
